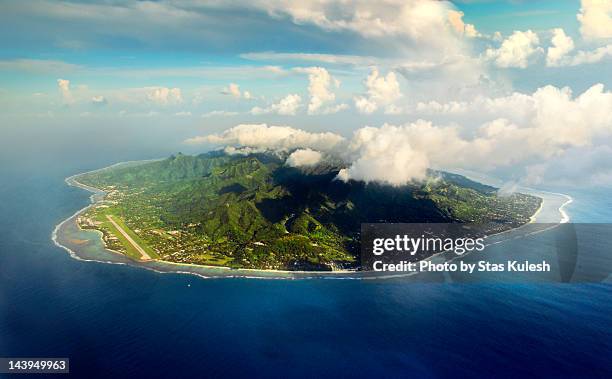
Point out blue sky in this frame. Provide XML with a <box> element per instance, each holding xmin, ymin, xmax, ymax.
<box><xmin>1</xmin><ymin>0</ymin><xmax>612</xmax><ymax>187</ymax></box>
<box><xmin>1</xmin><ymin>0</ymin><xmax>609</xmax><ymax>115</ymax></box>
<box><xmin>458</xmin><ymin>1</ymin><xmax>581</xmax><ymax>35</ymax></box>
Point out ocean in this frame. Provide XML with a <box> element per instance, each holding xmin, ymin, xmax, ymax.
<box><xmin>1</xmin><ymin>149</ymin><xmax>611</xmax><ymax>378</ymax></box>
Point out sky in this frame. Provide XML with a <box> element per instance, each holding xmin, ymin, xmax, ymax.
<box><xmin>1</xmin><ymin>0</ymin><xmax>612</xmax><ymax>187</ymax></box>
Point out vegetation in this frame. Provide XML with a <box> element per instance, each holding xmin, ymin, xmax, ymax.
<box><xmin>76</xmin><ymin>151</ymin><xmax>541</xmax><ymax>270</ymax></box>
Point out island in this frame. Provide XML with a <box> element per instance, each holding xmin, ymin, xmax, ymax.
<box><xmin>73</xmin><ymin>151</ymin><xmax>542</xmax><ymax>271</ymax></box>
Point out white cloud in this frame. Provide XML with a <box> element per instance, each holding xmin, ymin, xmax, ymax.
<box><xmin>337</xmin><ymin>123</ymin><xmax>433</xmax><ymax>184</ymax></box>
<box><xmin>256</xmin><ymin>0</ymin><xmax>464</xmax><ymax>46</ymax></box>
<box><xmin>97</xmin><ymin>86</ymin><xmax>184</xmax><ymax>106</ymax></box>
<box><xmin>201</xmin><ymin>110</ymin><xmax>239</xmax><ymax>118</ymax></box>
<box><xmin>91</xmin><ymin>95</ymin><xmax>107</xmax><ymax>105</ymax></box>
<box><xmin>146</xmin><ymin>87</ymin><xmax>182</xmax><ymax>105</ymax></box>
<box><xmin>221</xmin><ymin>83</ymin><xmax>254</xmax><ymax>99</ymax></box>
<box><xmin>221</xmin><ymin>83</ymin><xmax>241</xmax><ymax>98</ymax></box>
<box><xmin>185</xmin><ymin>124</ymin><xmax>345</xmax><ymax>152</ymax></box>
<box><xmin>525</xmin><ymin>145</ymin><xmax>612</xmax><ymax>187</ymax></box>
<box><xmin>10</xmin><ymin>0</ymin><xmax>470</xmax><ymax>62</ymax></box>
<box><xmin>448</xmin><ymin>10</ymin><xmax>465</xmax><ymax>34</ymax></box>
<box><xmin>294</xmin><ymin>67</ymin><xmax>339</xmax><ymax>114</ymax></box>
<box><xmin>485</xmin><ymin>30</ymin><xmax>542</xmax><ymax>68</ymax></box>
<box><xmin>546</xmin><ymin>28</ymin><xmax>575</xmax><ymax>67</ymax></box>
<box><xmin>578</xmin><ymin>0</ymin><xmax>612</xmax><ymax>40</ymax></box>
<box><xmin>57</xmin><ymin>78</ymin><xmax>73</xmax><ymax>104</ymax></box>
<box><xmin>187</xmin><ymin>84</ymin><xmax>612</xmax><ymax>186</ymax></box>
<box><xmin>174</xmin><ymin>111</ymin><xmax>192</xmax><ymax>117</ymax></box>
<box><xmin>415</xmin><ymin>100</ymin><xmax>468</xmax><ymax>114</ymax></box>
<box><xmin>465</xmin><ymin>24</ymin><xmax>481</xmax><ymax>39</ymax></box>
<box><xmin>354</xmin><ymin>68</ymin><xmax>402</xmax><ymax>114</ymax></box>
<box><xmin>250</xmin><ymin>94</ymin><xmax>302</xmax><ymax>115</ymax></box>
<box><xmin>448</xmin><ymin>10</ymin><xmax>481</xmax><ymax>38</ymax></box>
<box><xmin>339</xmin><ymin>82</ymin><xmax>612</xmax><ymax>183</ymax></box>
<box><xmin>241</xmin><ymin>51</ymin><xmax>470</xmax><ymax>77</ymax></box>
<box><xmin>568</xmin><ymin>44</ymin><xmax>612</xmax><ymax>66</ymax></box>
<box><xmin>286</xmin><ymin>148</ymin><xmax>323</xmax><ymax>167</ymax></box>
<box><xmin>540</xmin><ymin>26</ymin><xmax>612</xmax><ymax>67</ymax></box>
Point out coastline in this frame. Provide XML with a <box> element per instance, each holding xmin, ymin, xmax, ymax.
<box><xmin>543</xmin><ymin>191</ymin><xmax>573</xmax><ymax>223</ymax></box>
<box><xmin>52</xmin><ymin>160</ymin><xmax>572</xmax><ymax>279</ymax></box>
<box><xmin>53</xmin><ymin>161</ymin><xmax>357</xmax><ymax>277</ymax></box>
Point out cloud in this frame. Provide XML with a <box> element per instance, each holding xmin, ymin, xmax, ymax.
<box><xmin>294</xmin><ymin>67</ymin><xmax>339</xmax><ymax>114</ymax></box>
<box><xmin>100</xmin><ymin>86</ymin><xmax>185</xmax><ymax>106</ymax></box>
<box><xmin>525</xmin><ymin>145</ymin><xmax>612</xmax><ymax>187</ymax></box>
<box><xmin>354</xmin><ymin>68</ymin><xmax>402</xmax><ymax>114</ymax></box>
<box><xmin>485</xmin><ymin>30</ymin><xmax>542</xmax><ymax>68</ymax></box>
<box><xmin>146</xmin><ymin>87</ymin><xmax>182</xmax><ymax>105</ymax></box>
<box><xmin>546</xmin><ymin>28</ymin><xmax>575</xmax><ymax>67</ymax></box>
<box><xmin>448</xmin><ymin>10</ymin><xmax>481</xmax><ymax>38</ymax></box>
<box><xmin>339</xmin><ymin>82</ymin><xmax>612</xmax><ymax>183</ymax></box>
<box><xmin>285</xmin><ymin>148</ymin><xmax>323</xmax><ymax>167</ymax></box>
<box><xmin>221</xmin><ymin>83</ymin><xmax>253</xmax><ymax>99</ymax></box>
<box><xmin>221</xmin><ymin>83</ymin><xmax>242</xmax><ymax>98</ymax></box>
<box><xmin>578</xmin><ymin>0</ymin><xmax>612</xmax><ymax>40</ymax></box>
<box><xmin>415</xmin><ymin>100</ymin><xmax>468</xmax><ymax>114</ymax></box>
<box><xmin>241</xmin><ymin>52</ymin><xmax>468</xmax><ymax>77</ymax></box>
<box><xmin>250</xmin><ymin>94</ymin><xmax>302</xmax><ymax>115</ymax></box>
<box><xmin>185</xmin><ymin>124</ymin><xmax>345</xmax><ymax>152</ymax></box>
<box><xmin>5</xmin><ymin>1</ymin><xmax>471</xmax><ymax>62</ymax></box>
<box><xmin>57</xmin><ymin>78</ymin><xmax>73</xmax><ymax>104</ymax></box>
<box><xmin>201</xmin><ymin>110</ymin><xmax>239</xmax><ymax>118</ymax></box>
<box><xmin>567</xmin><ymin>44</ymin><xmax>612</xmax><ymax>66</ymax></box>
<box><xmin>253</xmin><ymin>0</ymin><xmax>468</xmax><ymax>52</ymax></box>
<box><xmin>541</xmin><ymin>27</ymin><xmax>611</xmax><ymax>67</ymax></box>
<box><xmin>174</xmin><ymin>111</ymin><xmax>192</xmax><ymax>117</ymax></box>
<box><xmin>337</xmin><ymin>123</ymin><xmax>433</xmax><ymax>184</ymax></box>
<box><xmin>187</xmin><ymin>83</ymin><xmax>612</xmax><ymax>186</ymax></box>
<box><xmin>91</xmin><ymin>95</ymin><xmax>107</xmax><ymax>105</ymax></box>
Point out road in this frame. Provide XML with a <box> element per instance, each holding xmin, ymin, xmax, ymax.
<box><xmin>106</xmin><ymin>215</ymin><xmax>152</xmax><ymax>260</ymax></box>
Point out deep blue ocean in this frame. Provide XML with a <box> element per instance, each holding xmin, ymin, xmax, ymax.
<box><xmin>1</xmin><ymin>138</ymin><xmax>611</xmax><ymax>378</ymax></box>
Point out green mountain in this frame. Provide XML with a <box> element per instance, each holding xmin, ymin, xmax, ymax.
<box><xmin>77</xmin><ymin>151</ymin><xmax>541</xmax><ymax>270</ymax></box>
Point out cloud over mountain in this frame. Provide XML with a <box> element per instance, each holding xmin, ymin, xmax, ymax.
<box><xmin>185</xmin><ymin>124</ymin><xmax>345</xmax><ymax>152</ymax></box>
<box><xmin>286</xmin><ymin>148</ymin><xmax>324</xmax><ymax>167</ymax></box>
<box><xmin>188</xmin><ymin>83</ymin><xmax>612</xmax><ymax>186</ymax></box>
